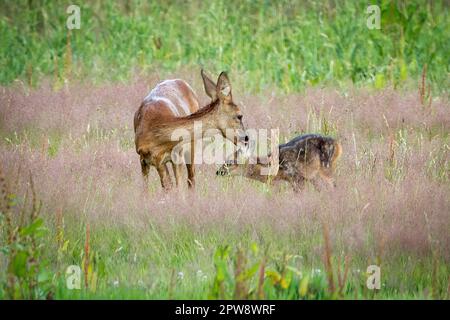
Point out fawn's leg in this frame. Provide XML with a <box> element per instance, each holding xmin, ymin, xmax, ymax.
<box><xmin>291</xmin><ymin>176</ymin><xmax>306</xmax><ymax>192</ymax></box>
<box><xmin>307</xmin><ymin>169</ymin><xmax>323</xmax><ymax>191</ymax></box>
<box><xmin>319</xmin><ymin>171</ymin><xmax>336</xmax><ymax>188</ymax></box>
<box><xmin>310</xmin><ymin>178</ymin><xmax>322</xmax><ymax>191</ymax></box>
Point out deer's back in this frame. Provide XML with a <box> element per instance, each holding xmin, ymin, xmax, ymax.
<box><xmin>134</xmin><ymin>79</ymin><xmax>200</xmax><ymax>154</ymax></box>
<box><xmin>134</xmin><ymin>79</ymin><xmax>200</xmax><ymax>132</ymax></box>
<box><xmin>277</xmin><ymin>134</ymin><xmax>340</xmax><ymax>180</ymax></box>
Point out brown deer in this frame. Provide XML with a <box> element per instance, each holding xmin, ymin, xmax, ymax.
<box><xmin>134</xmin><ymin>70</ymin><xmax>248</xmax><ymax>191</ymax></box>
<box><xmin>216</xmin><ymin>134</ymin><xmax>342</xmax><ymax>192</ymax></box>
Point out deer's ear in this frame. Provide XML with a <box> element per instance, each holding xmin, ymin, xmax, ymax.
<box><xmin>201</xmin><ymin>69</ymin><xmax>217</xmax><ymax>100</ymax></box>
<box><xmin>217</xmin><ymin>71</ymin><xmax>232</xmax><ymax>101</ymax></box>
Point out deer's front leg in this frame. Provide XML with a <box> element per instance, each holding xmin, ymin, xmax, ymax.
<box><xmin>157</xmin><ymin>163</ymin><xmax>173</xmax><ymax>191</ymax></box>
<box><xmin>172</xmin><ymin>162</ymin><xmax>183</xmax><ymax>187</ymax></box>
<box><xmin>186</xmin><ymin>164</ymin><xmax>195</xmax><ymax>188</ymax></box>
<box><xmin>186</xmin><ymin>140</ymin><xmax>195</xmax><ymax>188</ymax></box>
<box><xmin>291</xmin><ymin>176</ymin><xmax>306</xmax><ymax>193</ymax></box>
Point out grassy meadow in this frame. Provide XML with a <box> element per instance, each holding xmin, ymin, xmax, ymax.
<box><xmin>0</xmin><ymin>0</ymin><xmax>449</xmax><ymax>300</ymax></box>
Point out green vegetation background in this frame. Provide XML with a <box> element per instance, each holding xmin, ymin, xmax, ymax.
<box><xmin>1</xmin><ymin>0</ymin><xmax>449</xmax><ymax>300</ymax></box>
<box><xmin>1</xmin><ymin>0</ymin><xmax>449</xmax><ymax>92</ymax></box>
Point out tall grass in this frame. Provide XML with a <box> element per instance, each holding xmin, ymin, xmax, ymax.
<box><xmin>1</xmin><ymin>0</ymin><xmax>449</xmax><ymax>92</ymax></box>
<box><xmin>0</xmin><ymin>77</ymin><xmax>449</xmax><ymax>299</ymax></box>
<box><xmin>0</xmin><ymin>0</ymin><xmax>449</xmax><ymax>300</ymax></box>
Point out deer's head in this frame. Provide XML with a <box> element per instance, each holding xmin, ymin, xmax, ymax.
<box><xmin>201</xmin><ymin>69</ymin><xmax>248</xmax><ymax>148</ymax></box>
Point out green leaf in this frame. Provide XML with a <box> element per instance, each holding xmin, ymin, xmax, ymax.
<box><xmin>241</xmin><ymin>262</ymin><xmax>260</xmax><ymax>280</ymax></box>
<box><xmin>11</xmin><ymin>250</ymin><xmax>28</xmax><ymax>277</ymax></box>
<box><xmin>299</xmin><ymin>276</ymin><xmax>310</xmax><ymax>298</ymax></box>
<box><xmin>399</xmin><ymin>59</ymin><xmax>408</xmax><ymax>81</ymax></box>
<box><xmin>38</xmin><ymin>271</ymin><xmax>51</xmax><ymax>283</ymax></box>
<box><xmin>61</xmin><ymin>240</ymin><xmax>70</xmax><ymax>252</ymax></box>
<box><xmin>250</xmin><ymin>242</ymin><xmax>259</xmax><ymax>255</ymax></box>
<box><xmin>19</xmin><ymin>218</ymin><xmax>44</xmax><ymax>236</ymax></box>
<box><xmin>374</xmin><ymin>73</ymin><xmax>385</xmax><ymax>89</ymax></box>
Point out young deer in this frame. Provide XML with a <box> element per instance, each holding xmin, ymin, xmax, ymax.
<box><xmin>216</xmin><ymin>134</ymin><xmax>342</xmax><ymax>192</ymax></box>
<box><xmin>134</xmin><ymin>70</ymin><xmax>248</xmax><ymax>191</ymax></box>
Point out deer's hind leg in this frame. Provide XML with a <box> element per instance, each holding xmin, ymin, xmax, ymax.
<box><xmin>140</xmin><ymin>155</ymin><xmax>150</xmax><ymax>192</ymax></box>
<box><xmin>290</xmin><ymin>175</ymin><xmax>306</xmax><ymax>193</ymax></box>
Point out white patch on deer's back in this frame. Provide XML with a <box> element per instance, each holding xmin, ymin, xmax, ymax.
<box><xmin>155</xmin><ymin>97</ymin><xmax>180</xmax><ymax>116</ymax></box>
<box><xmin>180</xmin><ymin>81</ymin><xmax>199</xmax><ymax>114</ymax></box>
<box><xmin>173</xmin><ymin>94</ymin><xmax>191</xmax><ymax>116</ymax></box>
<box><xmin>166</xmin><ymin>79</ymin><xmax>194</xmax><ymax>116</ymax></box>
<box><xmin>144</xmin><ymin>79</ymin><xmax>197</xmax><ymax>117</ymax></box>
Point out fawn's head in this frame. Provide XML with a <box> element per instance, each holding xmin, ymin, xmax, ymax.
<box><xmin>216</xmin><ymin>158</ymin><xmax>246</xmax><ymax>177</ymax></box>
<box><xmin>216</xmin><ymin>151</ymin><xmax>279</xmax><ymax>178</ymax></box>
<box><xmin>201</xmin><ymin>70</ymin><xmax>248</xmax><ymax>148</ymax></box>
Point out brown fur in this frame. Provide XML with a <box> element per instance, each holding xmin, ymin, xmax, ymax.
<box><xmin>217</xmin><ymin>134</ymin><xmax>342</xmax><ymax>192</ymax></box>
<box><xmin>134</xmin><ymin>70</ymin><xmax>247</xmax><ymax>191</ymax></box>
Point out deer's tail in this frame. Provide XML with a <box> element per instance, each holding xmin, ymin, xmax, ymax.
<box><xmin>332</xmin><ymin>140</ymin><xmax>343</xmax><ymax>167</ymax></box>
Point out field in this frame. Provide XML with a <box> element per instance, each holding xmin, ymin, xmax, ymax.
<box><xmin>0</xmin><ymin>1</ymin><xmax>449</xmax><ymax>300</ymax></box>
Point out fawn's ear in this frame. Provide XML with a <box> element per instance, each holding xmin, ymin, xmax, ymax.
<box><xmin>201</xmin><ymin>69</ymin><xmax>217</xmax><ymax>100</ymax></box>
<box><xmin>216</xmin><ymin>71</ymin><xmax>232</xmax><ymax>101</ymax></box>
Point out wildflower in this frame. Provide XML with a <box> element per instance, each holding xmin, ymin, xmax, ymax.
<box><xmin>197</xmin><ymin>270</ymin><xmax>207</xmax><ymax>281</ymax></box>
<box><xmin>312</xmin><ymin>268</ymin><xmax>322</xmax><ymax>277</ymax></box>
<box><xmin>194</xmin><ymin>240</ymin><xmax>205</xmax><ymax>251</ymax></box>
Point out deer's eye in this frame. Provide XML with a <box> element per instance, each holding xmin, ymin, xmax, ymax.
<box><xmin>236</xmin><ymin>115</ymin><xmax>243</xmax><ymax>121</ymax></box>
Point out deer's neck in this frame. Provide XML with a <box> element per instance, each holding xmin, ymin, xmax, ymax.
<box><xmin>146</xmin><ymin>102</ymin><xmax>220</xmax><ymax>149</ymax></box>
<box><xmin>242</xmin><ymin>164</ymin><xmax>269</xmax><ymax>183</ymax></box>
<box><xmin>156</xmin><ymin>110</ymin><xmax>218</xmax><ymax>143</ymax></box>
